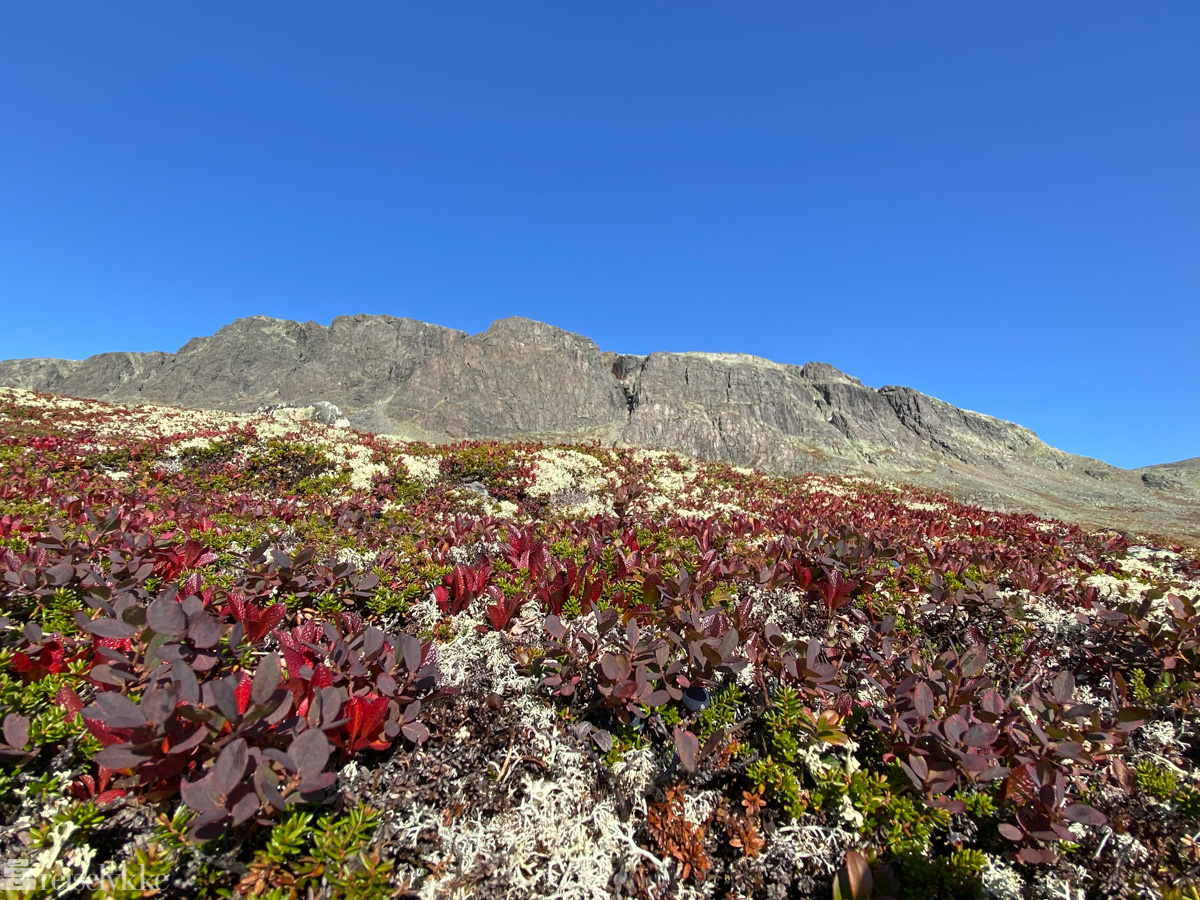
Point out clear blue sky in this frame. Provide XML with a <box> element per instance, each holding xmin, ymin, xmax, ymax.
<box><xmin>1</xmin><ymin>4</ymin><xmax>1196</xmax><ymax>468</ymax></box>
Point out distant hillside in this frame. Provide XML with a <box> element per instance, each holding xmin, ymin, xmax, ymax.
<box><xmin>2</xmin><ymin>314</ymin><xmax>1197</xmax><ymax>540</ymax></box>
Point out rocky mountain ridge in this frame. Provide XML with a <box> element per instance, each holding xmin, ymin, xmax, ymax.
<box><xmin>3</xmin><ymin>314</ymin><xmax>1197</xmax><ymax>540</ymax></box>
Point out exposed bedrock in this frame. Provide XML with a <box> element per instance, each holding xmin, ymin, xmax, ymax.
<box><xmin>2</xmin><ymin>314</ymin><xmax>1196</xmax><ymax>540</ymax></box>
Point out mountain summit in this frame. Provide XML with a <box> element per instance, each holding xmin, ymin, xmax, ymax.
<box><xmin>2</xmin><ymin>314</ymin><xmax>1196</xmax><ymax>539</ymax></box>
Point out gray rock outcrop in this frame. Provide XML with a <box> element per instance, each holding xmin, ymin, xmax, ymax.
<box><xmin>3</xmin><ymin>314</ymin><xmax>1197</xmax><ymax>540</ymax></box>
<box><xmin>385</xmin><ymin>318</ymin><xmax>630</xmax><ymax>442</ymax></box>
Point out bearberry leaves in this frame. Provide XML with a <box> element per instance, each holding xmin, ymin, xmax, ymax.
<box><xmin>0</xmin><ymin>388</ymin><xmax>1196</xmax><ymax>894</ymax></box>
<box><xmin>2</xmin><ymin>713</ymin><xmax>29</xmax><ymax>750</ymax></box>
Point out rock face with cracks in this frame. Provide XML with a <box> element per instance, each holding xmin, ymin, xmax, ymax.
<box><xmin>1</xmin><ymin>314</ymin><xmax>1197</xmax><ymax>541</ymax></box>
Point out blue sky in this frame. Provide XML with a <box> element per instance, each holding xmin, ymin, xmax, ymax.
<box><xmin>1</xmin><ymin>4</ymin><xmax>1196</xmax><ymax>469</ymax></box>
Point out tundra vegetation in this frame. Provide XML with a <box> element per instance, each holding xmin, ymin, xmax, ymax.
<box><xmin>0</xmin><ymin>386</ymin><xmax>1197</xmax><ymax>900</ymax></box>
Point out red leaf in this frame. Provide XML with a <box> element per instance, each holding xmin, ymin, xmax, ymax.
<box><xmin>339</xmin><ymin>694</ymin><xmax>391</xmax><ymax>753</ymax></box>
<box><xmin>226</xmin><ymin>590</ymin><xmax>248</xmax><ymax>623</ymax></box>
<box><xmin>95</xmin><ymin>789</ymin><xmax>127</xmax><ymax>807</ymax></box>
<box><xmin>55</xmin><ymin>686</ymin><xmax>84</xmax><ymax>719</ymax></box>
<box><xmin>244</xmin><ymin>602</ymin><xmax>286</xmax><ymax>644</ymax></box>
<box><xmin>486</xmin><ymin>596</ymin><xmax>517</xmax><ymax>631</ymax></box>
<box><xmin>1005</xmin><ymin>763</ymin><xmax>1036</xmax><ymax>802</ymax></box>
<box><xmin>235</xmin><ymin>672</ymin><xmax>252</xmax><ymax>716</ymax></box>
<box><xmin>83</xmin><ymin>716</ymin><xmax>125</xmax><ymax>748</ymax></box>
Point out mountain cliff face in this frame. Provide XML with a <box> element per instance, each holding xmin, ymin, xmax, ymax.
<box><xmin>3</xmin><ymin>314</ymin><xmax>1197</xmax><ymax>540</ymax></box>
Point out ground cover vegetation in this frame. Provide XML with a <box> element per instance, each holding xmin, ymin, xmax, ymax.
<box><xmin>0</xmin><ymin>386</ymin><xmax>1197</xmax><ymax>900</ymax></box>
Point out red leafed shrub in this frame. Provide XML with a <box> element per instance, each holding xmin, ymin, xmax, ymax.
<box><xmin>0</xmin><ymin>388</ymin><xmax>1197</xmax><ymax>895</ymax></box>
<box><xmin>225</xmin><ymin>591</ymin><xmax>286</xmax><ymax>643</ymax></box>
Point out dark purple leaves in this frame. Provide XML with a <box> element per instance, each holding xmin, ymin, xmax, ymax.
<box><xmin>94</xmin><ymin>743</ymin><xmax>152</xmax><ymax>770</ymax></box>
<box><xmin>906</xmin><ymin>753</ymin><xmax>929</xmax><ymax>782</ymax></box>
<box><xmin>45</xmin><ymin>561</ymin><xmax>75</xmax><ymax>586</ymax></box>
<box><xmin>962</xmin><ymin>723</ymin><xmax>999</xmax><ymax>748</ymax></box>
<box><xmin>1018</xmin><ymin>847</ymin><xmax>1058</xmax><ymax>864</ymax></box>
<box><xmin>997</xmin><ymin>822</ymin><xmax>1024</xmax><ymax>842</ymax></box>
<box><xmin>978</xmin><ymin>689</ymin><xmax>1005</xmax><ymax>717</ymax></box>
<box><xmin>93</xmin><ymin>691</ymin><xmax>147</xmax><ymax>729</ymax></box>
<box><xmin>1051</xmin><ymin>670</ymin><xmax>1075</xmax><ymax>704</ymax></box>
<box><xmin>673</xmin><ymin>726</ymin><xmax>699</xmax><ymax>773</ymax></box>
<box><xmin>298</xmin><ymin>771</ymin><xmax>338</xmax><ymax>797</ymax></box>
<box><xmin>179</xmin><ymin>774</ymin><xmax>220</xmax><ymax>814</ymax></box>
<box><xmin>88</xmin><ymin>664</ymin><xmax>135</xmax><ymax>687</ymax></box>
<box><xmin>2</xmin><ymin>714</ymin><xmax>29</xmax><ymax>750</ymax></box>
<box><xmin>912</xmin><ymin>683</ymin><xmax>935</xmax><ymax>718</ymax></box>
<box><xmin>172</xmin><ymin>661</ymin><xmax>201</xmax><ymax>705</ymax></box>
<box><xmin>204</xmin><ymin>676</ymin><xmax>240</xmax><ymax>723</ymax></box>
<box><xmin>401</xmin><ymin>721</ymin><xmax>430</xmax><ymax>743</ymax></box>
<box><xmin>942</xmin><ymin>714</ymin><xmax>968</xmax><ymax>744</ymax></box>
<box><xmin>289</xmin><ymin>729</ymin><xmax>331</xmax><ymax>780</ymax></box>
<box><xmin>600</xmin><ymin>652</ymin><xmax>631</xmax><ymax>683</ymax></box>
<box><xmin>139</xmin><ymin>685</ymin><xmax>177</xmax><ymax>726</ymax></box>
<box><xmin>186</xmin><ymin>609</ymin><xmax>222</xmax><ymax>650</ymax></box>
<box><xmin>643</xmin><ymin>689</ymin><xmax>672</xmax><ymax>708</ymax></box>
<box><xmin>75</xmin><ymin>610</ymin><xmax>137</xmax><ymax>639</ymax></box>
<box><xmin>402</xmin><ymin>699</ymin><xmax>422</xmax><ymax>724</ymax></box>
<box><xmin>213</xmin><ymin>738</ymin><xmax>249</xmax><ymax>795</ymax></box>
<box><xmin>146</xmin><ymin>594</ymin><xmax>187</xmax><ymax>635</ymax></box>
<box><xmin>1062</xmin><ymin>802</ymin><xmax>1107</xmax><ymax>825</ymax></box>
<box><xmin>231</xmin><ymin>792</ymin><xmax>260</xmax><ymax>826</ymax></box>
<box><xmin>255</xmin><ymin>766</ymin><xmax>288</xmax><ymax>812</ymax></box>
<box><xmin>399</xmin><ymin>633</ymin><xmax>422</xmax><ymax>673</ymax></box>
<box><xmin>169</xmin><ymin>726</ymin><xmax>209</xmax><ymax>756</ymax></box>
<box><xmin>251</xmin><ymin>653</ymin><xmax>281</xmax><ymax>705</ymax></box>
<box><xmin>362</xmin><ymin>626</ymin><xmax>384</xmax><ymax>660</ymax></box>
<box><xmin>307</xmin><ymin>687</ymin><xmax>343</xmax><ymax>729</ymax></box>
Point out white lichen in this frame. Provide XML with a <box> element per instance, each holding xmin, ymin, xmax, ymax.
<box><xmin>980</xmin><ymin>853</ymin><xmax>1023</xmax><ymax>900</ymax></box>
<box><xmin>400</xmin><ymin>454</ymin><xmax>442</xmax><ymax>485</ymax></box>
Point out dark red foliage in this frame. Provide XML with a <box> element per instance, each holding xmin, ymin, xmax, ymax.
<box><xmin>0</xmin><ymin>388</ymin><xmax>1195</xmax><ymax>878</ymax></box>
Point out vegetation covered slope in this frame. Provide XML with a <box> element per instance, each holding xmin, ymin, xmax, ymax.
<box><xmin>0</xmin><ymin>387</ymin><xmax>1198</xmax><ymax>900</ymax></box>
<box><xmin>4</xmin><ymin>314</ymin><xmax>1198</xmax><ymax>543</ymax></box>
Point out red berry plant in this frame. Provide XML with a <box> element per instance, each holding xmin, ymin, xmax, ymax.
<box><xmin>0</xmin><ymin>387</ymin><xmax>1197</xmax><ymax>899</ymax></box>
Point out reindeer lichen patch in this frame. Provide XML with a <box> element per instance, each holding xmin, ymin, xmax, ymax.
<box><xmin>0</xmin><ymin>387</ymin><xmax>1197</xmax><ymax>899</ymax></box>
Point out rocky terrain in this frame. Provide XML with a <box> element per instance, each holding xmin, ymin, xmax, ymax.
<box><xmin>1</xmin><ymin>314</ymin><xmax>1197</xmax><ymax>543</ymax></box>
<box><xmin>0</xmin><ymin>387</ymin><xmax>1198</xmax><ymax>900</ymax></box>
